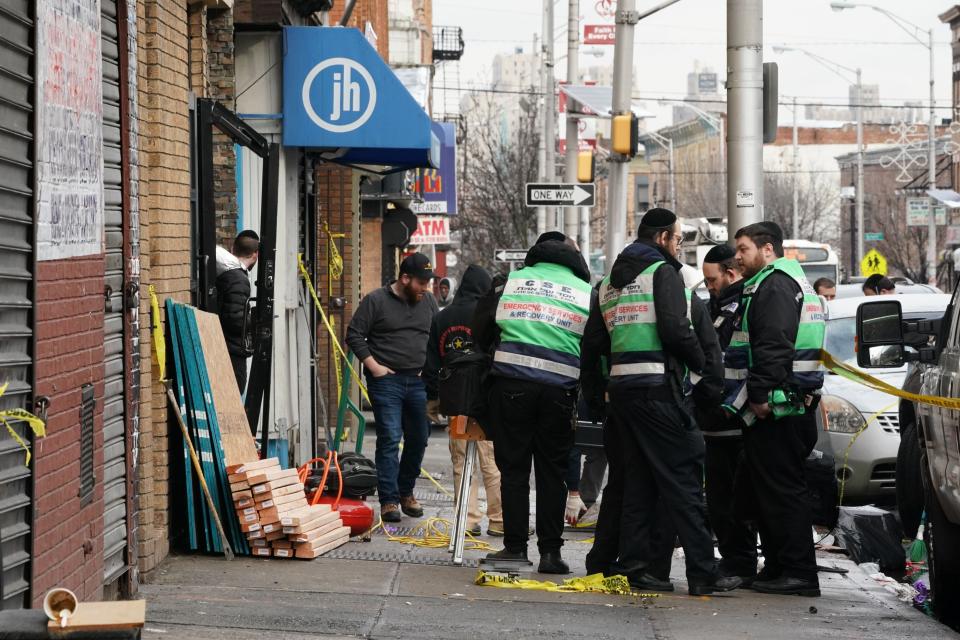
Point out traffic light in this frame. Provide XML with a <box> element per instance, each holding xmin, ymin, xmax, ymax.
<box><xmin>577</xmin><ymin>150</ymin><xmax>595</xmax><ymax>183</ymax></box>
<box><xmin>611</xmin><ymin>112</ymin><xmax>638</xmax><ymax>157</ymax></box>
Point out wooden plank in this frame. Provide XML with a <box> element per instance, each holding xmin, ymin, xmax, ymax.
<box><xmin>240</xmin><ymin>521</ymin><xmax>262</xmax><ymax>533</ymax></box>
<box><xmin>246</xmin><ymin>468</ymin><xmax>299</xmax><ymax>486</ymax></box>
<box><xmin>280</xmin><ymin>504</ymin><xmax>332</xmax><ymax>527</ymax></box>
<box><xmin>287</xmin><ymin>517</ymin><xmax>343</xmax><ymax>543</ymax></box>
<box><xmin>265</xmin><ymin>529</ymin><xmax>287</xmax><ymax>542</ymax></box>
<box><xmin>272</xmin><ymin>539</ymin><xmax>293</xmax><ymax>549</ymax></box>
<box><xmin>283</xmin><ymin>510</ymin><xmax>341</xmax><ymax>534</ymax></box>
<box><xmin>253</xmin><ymin>484</ymin><xmax>304</xmax><ymax>501</ymax></box>
<box><xmin>251</xmin><ymin>477</ymin><xmax>302</xmax><ymax>495</ymax></box>
<box><xmin>195</xmin><ymin>309</ymin><xmax>259</xmax><ymax>466</ymax></box>
<box><xmin>295</xmin><ymin>530</ymin><xmax>351</xmax><ymax>559</ymax></box>
<box><xmin>252</xmin><ymin>547</ymin><xmax>272</xmax><ymax>557</ymax></box>
<box><xmin>256</xmin><ymin>492</ymin><xmax>308</xmax><ymax>511</ymax></box>
<box><xmin>226</xmin><ymin>457</ymin><xmax>281</xmax><ymax>475</ymax></box>
<box><xmin>274</xmin><ymin>547</ymin><xmax>295</xmax><ymax>559</ymax></box>
<box><xmin>48</xmin><ymin>601</ymin><xmax>146</xmax><ymax>632</ymax></box>
<box><xmin>234</xmin><ymin>495</ymin><xmax>255</xmax><ymax>509</ymax></box>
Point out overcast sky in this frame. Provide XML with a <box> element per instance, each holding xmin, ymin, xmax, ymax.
<box><xmin>433</xmin><ymin>0</ymin><xmax>954</xmax><ymax>126</ymax></box>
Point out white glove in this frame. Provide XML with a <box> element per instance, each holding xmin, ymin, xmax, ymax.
<box><xmin>565</xmin><ymin>493</ymin><xmax>586</xmax><ymax>525</ymax></box>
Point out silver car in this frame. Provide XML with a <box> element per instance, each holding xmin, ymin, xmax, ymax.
<box><xmin>817</xmin><ymin>294</ymin><xmax>950</xmax><ymax>503</ymax></box>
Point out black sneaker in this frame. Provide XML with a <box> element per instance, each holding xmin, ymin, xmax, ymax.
<box><xmin>537</xmin><ymin>551</ymin><xmax>571</xmax><ymax>575</ymax></box>
<box><xmin>485</xmin><ymin>548</ymin><xmax>532</xmax><ymax>564</ymax></box>
<box><xmin>628</xmin><ymin>574</ymin><xmax>675</xmax><ymax>593</ymax></box>
<box><xmin>688</xmin><ymin>575</ymin><xmax>742</xmax><ymax>596</ymax></box>
<box><xmin>466</xmin><ymin>525</ymin><xmax>482</xmax><ymax>536</ymax></box>
<box><xmin>751</xmin><ymin>576</ymin><xmax>820</xmax><ymax>597</ymax></box>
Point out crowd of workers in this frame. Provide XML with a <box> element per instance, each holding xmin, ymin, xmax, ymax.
<box><xmin>334</xmin><ymin>210</ymin><xmax>833</xmax><ymax>598</ymax></box>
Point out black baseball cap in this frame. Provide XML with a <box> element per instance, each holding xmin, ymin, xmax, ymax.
<box><xmin>399</xmin><ymin>253</ymin><xmax>434</xmax><ymax>280</ymax></box>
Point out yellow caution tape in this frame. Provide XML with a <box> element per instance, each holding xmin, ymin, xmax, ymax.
<box><xmin>297</xmin><ymin>253</ymin><xmax>370</xmax><ymax>405</ymax></box>
<box><xmin>0</xmin><ymin>382</ymin><xmax>46</xmax><ymax>466</ymax></box>
<box><xmin>475</xmin><ymin>571</ymin><xmax>659</xmax><ymax>598</ymax></box>
<box><xmin>149</xmin><ymin>285</ymin><xmax>166</xmax><ymax>382</ymax></box>
<box><xmin>819</xmin><ymin>350</ymin><xmax>960</xmax><ymax>410</ymax></box>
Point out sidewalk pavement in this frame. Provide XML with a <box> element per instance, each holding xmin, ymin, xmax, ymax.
<box><xmin>140</xmin><ymin>426</ymin><xmax>955</xmax><ymax>639</ymax></box>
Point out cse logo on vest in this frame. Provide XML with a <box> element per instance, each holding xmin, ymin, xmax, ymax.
<box><xmin>301</xmin><ymin>58</ymin><xmax>377</xmax><ymax>133</ymax></box>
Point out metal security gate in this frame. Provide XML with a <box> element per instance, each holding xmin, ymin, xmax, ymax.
<box><xmin>100</xmin><ymin>0</ymin><xmax>129</xmax><ymax>587</ymax></box>
<box><xmin>0</xmin><ymin>0</ymin><xmax>35</xmax><ymax>610</ymax></box>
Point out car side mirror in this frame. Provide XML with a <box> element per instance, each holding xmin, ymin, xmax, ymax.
<box><xmin>856</xmin><ymin>300</ymin><xmax>905</xmax><ymax>368</ymax></box>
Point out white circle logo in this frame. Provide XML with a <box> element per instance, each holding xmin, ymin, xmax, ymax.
<box><xmin>301</xmin><ymin>57</ymin><xmax>377</xmax><ymax>133</ymax></box>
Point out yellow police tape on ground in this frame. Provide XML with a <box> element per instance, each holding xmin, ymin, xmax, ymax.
<box><xmin>819</xmin><ymin>349</ymin><xmax>960</xmax><ymax>410</ymax></box>
<box><xmin>474</xmin><ymin>571</ymin><xmax>660</xmax><ymax>598</ymax></box>
<box><xmin>0</xmin><ymin>382</ymin><xmax>46</xmax><ymax>467</ymax></box>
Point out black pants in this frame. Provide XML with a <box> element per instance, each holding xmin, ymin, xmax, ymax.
<box><xmin>231</xmin><ymin>354</ymin><xmax>248</xmax><ymax>395</ymax></box>
<box><xmin>610</xmin><ymin>391</ymin><xmax>716</xmax><ymax>583</ymax></box>
<box><xmin>585</xmin><ymin>415</ymin><xmax>624</xmax><ymax>575</ymax></box>
<box><xmin>490</xmin><ymin>377</ymin><xmax>575</xmax><ymax>554</ymax></box>
<box><xmin>743</xmin><ymin>411</ymin><xmax>818</xmax><ymax>582</ymax></box>
<box><xmin>704</xmin><ymin>436</ymin><xmax>758</xmax><ymax>577</ymax></box>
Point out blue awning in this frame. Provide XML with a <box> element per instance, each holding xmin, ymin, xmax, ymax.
<box><xmin>282</xmin><ymin>27</ymin><xmax>439</xmax><ymax>170</ymax></box>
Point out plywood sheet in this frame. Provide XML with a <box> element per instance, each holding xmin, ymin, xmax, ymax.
<box><xmin>194</xmin><ymin>308</ymin><xmax>258</xmax><ymax>466</ymax></box>
<box><xmin>48</xmin><ymin>600</ymin><xmax>146</xmax><ymax>632</ymax></box>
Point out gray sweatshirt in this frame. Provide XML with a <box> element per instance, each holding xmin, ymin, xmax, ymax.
<box><xmin>346</xmin><ymin>284</ymin><xmax>439</xmax><ymax>372</ymax></box>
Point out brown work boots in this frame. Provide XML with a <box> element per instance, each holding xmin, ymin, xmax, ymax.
<box><xmin>400</xmin><ymin>495</ymin><xmax>424</xmax><ymax>518</ymax></box>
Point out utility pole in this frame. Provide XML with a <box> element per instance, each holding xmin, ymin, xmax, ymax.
<box><xmin>604</xmin><ymin>0</ymin><xmax>637</xmax><ymax>271</ymax></box>
<box><xmin>537</xmin><ymin>23</ymin><xmax>547</xmax><ymax>236</ymax></box>
<box><xmin>926</xmin><ymin>27</ymin><xmax>937</xmax><ymax>285</ymax></box>
<box><xmin>543</xmin><ymin>0</ymin><xmax>557</xmax><ymax>231</ymax></box>
<box><xmin>726</xmin><ymin>0</ymin><xmax>764</xmax><ymax>238</ymax></box>
<box><xmin>792</xmin><ymin>96</ymin><xmax>798</xmax><ymax>239</ymax></box>
<box><xmin>855</xmin><ymin>68</ymin><xmax>864</xmax><ymax>268</ymax></box>
<box><xmin>564</xmin><ymin>0</ymin><xmax>581</xmax><ymax>240</ymax></box>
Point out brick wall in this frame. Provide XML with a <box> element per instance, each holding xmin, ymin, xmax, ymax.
<box><xmin>207</xmin><ymin>9</ymin><xmax>237</xmax><ymax>246</ymax></box>
<box><xmin>31</xmin><ymin>256</ymin><xmax>106</xmax><ymax>606</ymax></box>
<box><xmin>330</xmin><ymin>0</ymin><xmax>389</xmax><ymax>59</ymax></box>
<box><xmin>188</xmin><ymin>5</ymin><xmax>208</xmax><ymax>95</ymax></box>
<box><xmin>136</xmin><ymin>0</ymin><xmax>193</xmax><ymax>578</ymax></box>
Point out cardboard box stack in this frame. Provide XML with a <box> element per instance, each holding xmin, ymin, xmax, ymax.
<box><xmin>227</xmin><ymin>457</ymin><xmax>350</xmax><ymax>559</ymax></box>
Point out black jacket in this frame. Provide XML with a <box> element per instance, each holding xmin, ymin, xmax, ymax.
<box><xmin>745</xmin><ymin>269</ymin><xmax>803</xmax><ymax>404</ymax></box>
<box><xmin>216</xmin><ymin>266</ymin><xmax>252</xmax><ymax>357</ymax></box>
<box><xmin>424</xmin><ymin>265</ymin><xmax>493</xmax><ymax>399</ymax></box>
<box><xmin>690</xmin><ymin>294</ymin><xmax>723</xmax><ymax>408</ymax></box>
<box><xmin>582</xmin><ymin>241</ymin><xmax>705</xmax><ymax>397</ymax></box>
<box><xmin>710</xmin><ymin>279</ymin><xmax>745</xmax><ymax>350</ymax></box>
<box><xmin>472</xmin><ymin>240</ymin><xmax>591</xmax><ymax>356</ymax></box>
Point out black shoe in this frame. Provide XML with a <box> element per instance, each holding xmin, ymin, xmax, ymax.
<box><xmin>538</xmin><ymin>551</ymin><xmax>571</xmax><ymax>575</ymax></box>
<box><xmin>751</xmin><ymin>576</ymin><xmax>820</xmax><ymax>597</ymax></box>
<box><xmin>628</xmin><ymin>573</ymin><xmax>675</xmax><ymax>593</ymax></box>
<box><xmin>485</xmin><ymin>548</ymin><xmax>532</xmax><ymax>565</ymax></box>
<box><xmin>688</xmin><ymin>574</ymin><xmax>742</xmax><ymax>596</ymax></box>
<box><xmin>466</xmin><ymin>525</ymin><xmax>482</xmax><ymax>536</ymax></box>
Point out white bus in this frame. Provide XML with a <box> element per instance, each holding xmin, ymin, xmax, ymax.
<box><xmin>782</xmin><ymin>239</ymin><xmax>840</xmax><ymax>284</ymax></box>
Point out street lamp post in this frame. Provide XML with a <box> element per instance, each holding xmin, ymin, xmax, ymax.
<box><xmin>831</xmin><ymin>2</ymin><xmax>938</xmax><ymax>284</ymax></box>
<box><xmin>774</xmin><ymin>45</ymin><xmax>864</xmax><ymax>265</ymax></box>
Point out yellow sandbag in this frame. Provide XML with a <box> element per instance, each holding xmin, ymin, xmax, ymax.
<box><xmin>474</xmin><ymin>571</ymin><xmax>659</xmax><ymax>597</ymax></box>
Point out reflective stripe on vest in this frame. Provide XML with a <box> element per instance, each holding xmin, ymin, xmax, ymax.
<box><xmin>600</xmin><ymin>261</ymin><xmax>691</xmax><ymax>387</ymax></box>
<box><xmin>723</xmin><ymin>257</ymin><xmax>826</xmax><ymax>414</ymax></box>
<box><xmin>492</xmin><ymin>262</ymin><xmax>592</xmax><ymax>387</ymax></box>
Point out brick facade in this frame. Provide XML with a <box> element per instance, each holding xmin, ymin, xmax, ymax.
<box><xmin>136</xmin><ymin>0</ymin><xmax>194</xmax><ymax>578</ymax></box>
<box><xmin>188</xmin><ymin>5</ymin><xmax>209</xmax><ymax>95</ymax></box>
<box><xmin>208</xmin><ymin>9</ymin><xmax>237</xmax><ymax>246</ymax></box>
<box><xmin>31</xmin><ymin>256</ymin><xmax>106</xmax><ymax>606</ymax></box>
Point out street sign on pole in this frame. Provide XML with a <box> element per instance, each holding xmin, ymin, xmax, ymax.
<box><xmin>495</xmin><ymin>249</ymin><xmax>528</xmax><ymax>262</ymax></box>
<box><xmin>525</xmin><ymin>183</ymin><xmax>596</xmax><ymax>207</ymax></box>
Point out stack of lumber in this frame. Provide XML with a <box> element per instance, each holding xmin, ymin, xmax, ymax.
<box><xmin>227</xmin><ymin>457</ymin><xmax>350</xmax><ymax>559</ymax></box>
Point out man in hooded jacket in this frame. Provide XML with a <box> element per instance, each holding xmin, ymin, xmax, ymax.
<box><xmin>216</xmin><ymin>230</ymin><xmax>259</xmax><ymax>393</ymax></box>
<box><xmin>424</xmin><ymin>265</ymin><xmax>503</xmax><ymax>536</ymax></box>
<box><xmin>585</xmin><ymin>209</ymin><xmax>739</xmax><ymax>595</ymax></box>
<box><xmin>473</xmin><ymin>232</ymin><xmax>591</xmax><ymax>574</ymax></box>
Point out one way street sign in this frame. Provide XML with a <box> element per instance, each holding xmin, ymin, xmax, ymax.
<box><xmin>495</xmin><ymin>249</ymin><xmax>527</xmax><ymax>262</ymax></box>
<box><xmin>525</xmin><ymin>183</ymin><xmax>595</xmax><ymax>207</ymax></box>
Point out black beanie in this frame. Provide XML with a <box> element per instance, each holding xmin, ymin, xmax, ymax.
<box><xmin>704</xmin><ymin>244</ymin><xmax>736</xmax><ymax>264</ymax></box>
<box><xmin>639</xmin><ymin>208</ymin><xmax>677</xmax><ymax>230</ymax></box>
<box><xmin>536</xmin><ymin>231</ymin><xmax>566</xmax><ymax>244</ymax></box>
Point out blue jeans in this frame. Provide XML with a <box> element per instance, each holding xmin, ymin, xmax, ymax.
<box><xmin>367</xmin><ymin>373</ymin><xmax>429</xmax><ymax>505</ymax></box>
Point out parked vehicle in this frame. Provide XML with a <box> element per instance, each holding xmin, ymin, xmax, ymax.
<box><xmin>856</xmin><ymin>290</ymin><xmax>960</xmax><ymax>628</ymax></box>
<box><xmin>835</xmin><ymin>276</ymin><xmax>942</xmax><ymax>299</ymax></box>
<box><xmin>818</xmin><ymin>295</ymin><xmax>950</xmax><ymax>503</ymax></box>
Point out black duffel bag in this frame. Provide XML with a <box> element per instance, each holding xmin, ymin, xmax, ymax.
<box><xmin>305</xmin><ymin>451</ymin><xmax>378</xmax><ymax>499</ymax></box>
<box><xmin>438</xmin><ymin>349</ymin><xmax>490</xmax><ymax>419</ymax></box>
<box><xmin>804</xmin><ymin>449</ymin><xmax>839</xmax><ymax>529</ymax></box>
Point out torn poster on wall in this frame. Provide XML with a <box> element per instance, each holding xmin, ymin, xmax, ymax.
<box><xmin>36</xmin><ymin>0</ymin><xmax>105</xmax><ymax>261</ymax></box>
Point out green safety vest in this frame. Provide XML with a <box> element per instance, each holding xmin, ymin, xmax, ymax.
<box><xmin>492</xmin><ymin>262</ymin><xmax>592</xmax><ymax>388</ymax></box>
<box><xmin>599</xmin><ymin>261</ymin><xmax>692</xmax><ymax>386</ymax></box>
<box><xmin>723</xmin><ymin>257</ymin><xmax>825</xmax><ymax>421</ymax></box>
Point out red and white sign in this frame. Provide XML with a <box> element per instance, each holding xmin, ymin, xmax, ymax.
<box><xmin>409</xmin><ymin>215</ymin><xmax>450</xmax><ymax>245</ymax></box>
<box><xmin>583</xmin><ymin>24</ymin><xmax>616</xmax><ymax>45</ymax></box>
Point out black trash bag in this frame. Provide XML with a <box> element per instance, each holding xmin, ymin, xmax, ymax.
<box><xmin>305</xmin><ymin>451</ymin><xmax>378</xmax><ymax>499</ymax></box>
<box><xmin>833</xmin><ymin>505</ymin><xmax>905</xmax><ymax>578</ymax></box>
<box><xmin>804</xmin><ymin>449</ymin><xmax>839</xmax><ymax>529</ymax></box>
<box><xmin>438</xmin><ymin>350</ymin><xmax>490</xmax><ymax>418</ymax></box>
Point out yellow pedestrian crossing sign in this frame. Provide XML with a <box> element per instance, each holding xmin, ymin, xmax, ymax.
<box><xmin>861</xmin><ymin>249</ymin><xmax>887</xmax><ymax>276</ymax></box>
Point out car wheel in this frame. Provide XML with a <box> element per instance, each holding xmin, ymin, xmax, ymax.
<box><xmin>896</xmin><ymin>415</ymin><xmax>923</xmax><ymax>539</ymax></box>
<box><xmin>924</xmin><ymin>474</ymin><xmax>960</xmax><ymax>631</ymax></box>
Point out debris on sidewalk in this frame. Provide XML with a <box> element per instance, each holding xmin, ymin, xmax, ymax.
<box><xmin>832</xmin><ymin>505</ymin><xmax>905</xmax><ymax>578</ymax></box>
<box><xmin>475</xmin><ymin>571</ymin><xmax>659</xmax><ymax>599</ymax></box>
